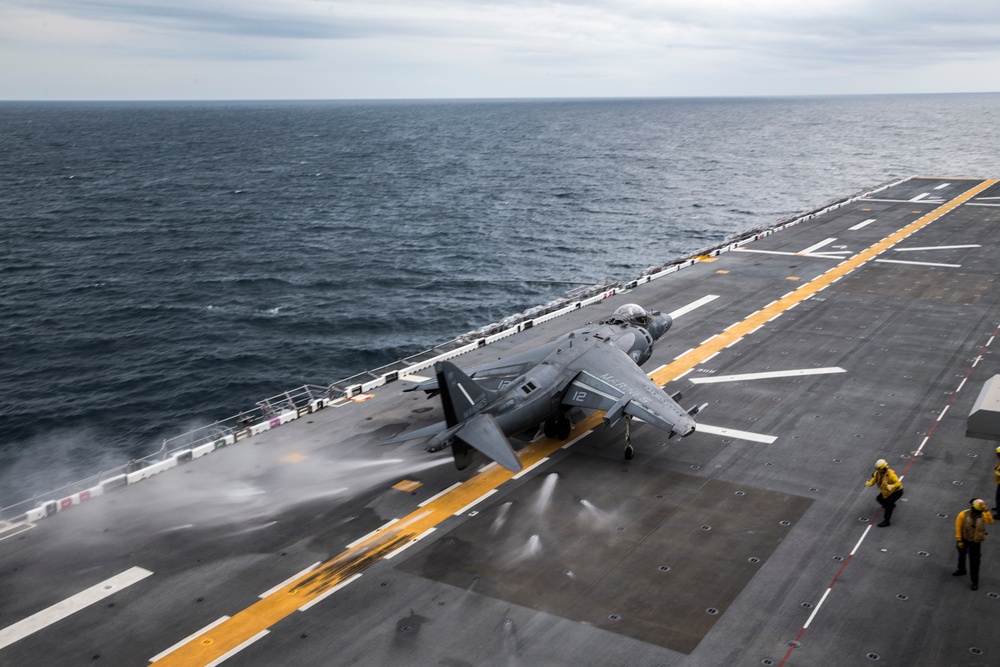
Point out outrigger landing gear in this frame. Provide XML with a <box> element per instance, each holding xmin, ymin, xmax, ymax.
<box><xmin>624</xmin><ymin>415</ymin><xmax>634</xmax><ymax>460</ymax></box>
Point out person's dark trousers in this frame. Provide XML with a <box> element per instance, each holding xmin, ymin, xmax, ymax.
<box><xmin>876</xmin><ymin>489</ymin><xmax>903</xmax><ymax>521</ymax></box>
<box><xmin>956</xmin><ymin>541</ymin><xmax>982</xmax><ymax>586</ymax></box>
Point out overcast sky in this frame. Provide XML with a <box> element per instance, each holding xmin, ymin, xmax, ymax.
<box><xmin>2</xmin><ymin>0</ymin><xmax>999</xmax><ymax>101</ymax></box>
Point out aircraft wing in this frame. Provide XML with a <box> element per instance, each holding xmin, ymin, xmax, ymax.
<box><xmin>404</xmin><ymin>340</ymin><xmax>560</xmax><ymax>393</ymax></box>
<box><xmin>561</xmin><ymin>344</ymin><xmax>696</xmax><ymax>437</ymax></box>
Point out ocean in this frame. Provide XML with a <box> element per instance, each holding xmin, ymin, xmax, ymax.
<box><xmin>2</xmin><ymin>94</ymin><xmax>998</xmax><ymax>503</ymax></box>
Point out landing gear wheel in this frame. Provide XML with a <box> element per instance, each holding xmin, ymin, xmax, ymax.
<box><xmin>624</xmin><ymin>444</ymin><xmax>634</xmax><ymax>460</ymax></box>
<box><xmin>544</xmin><ymin>413</ymin><xmax>572</xmax><ymax>440</ymax></box>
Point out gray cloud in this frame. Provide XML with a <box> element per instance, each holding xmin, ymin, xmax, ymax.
<box><xmin>34</xmin><ymin>0</ymin><xmax>367</xmax><ymax>40</ymax></box>
<box><xmin>4</xmin><ymin>0</ymin><xmax>1000</xmax><ymax>99</ymax></box>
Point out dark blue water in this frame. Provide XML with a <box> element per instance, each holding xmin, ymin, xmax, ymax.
<box><xmin>2</xmin><ymin>94</ymin><xmax>999</xmax><ymax>500</ymax></box>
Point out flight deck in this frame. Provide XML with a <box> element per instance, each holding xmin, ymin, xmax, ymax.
<box><xmin>2</xmin><ymin>177</ymin><xmax>1000</xmax><ymax>666</ymax></box>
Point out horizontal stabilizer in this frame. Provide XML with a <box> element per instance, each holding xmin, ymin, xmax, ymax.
<box><xmin>454</xmin><ymin>413</ymin><xmax>522</xmax><ymax>473</ymax></box>
<box><xmin>383</xmin><ymin>421</ymin><xmax>447</xmax><ymax>445</ymax></box>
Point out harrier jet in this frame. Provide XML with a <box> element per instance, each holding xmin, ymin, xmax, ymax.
<box><xmin>385</xmin><ymin>304</ymin><xmax>703</xmax><ymax>473</ymax></box>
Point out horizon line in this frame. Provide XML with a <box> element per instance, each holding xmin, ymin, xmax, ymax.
<box><xmin>2</xmin><ymin>91</ymin><xmax>999</xmax><ymax>105</ymax></box>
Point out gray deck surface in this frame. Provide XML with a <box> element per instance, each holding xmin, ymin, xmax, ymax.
<box><xmin>2</xmin><ymin>177</ymin><xmax>1000</xmax><ymax>666</ymax></box>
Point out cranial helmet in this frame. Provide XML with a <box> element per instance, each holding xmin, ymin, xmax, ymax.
<box><xmin>875</xmin><ymin>459</ymin><xmax>888</xmax><ymax>469</ymax></box>
<box><xmin>972</xmin><ymin>499</ymin><xmax>988</xmax><ymax>512</ymax></box>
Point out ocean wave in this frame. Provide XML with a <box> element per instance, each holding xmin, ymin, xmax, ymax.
<box><xmin>3</xmin><ymin>95</ymin><xmax>1000</xmax><ymax>494</ymax></box>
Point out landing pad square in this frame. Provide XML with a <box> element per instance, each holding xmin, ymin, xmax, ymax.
<box><xmin>397</xmin><ymin>453</ymin><xmax>812</xmax><ymax>654</ymax></box>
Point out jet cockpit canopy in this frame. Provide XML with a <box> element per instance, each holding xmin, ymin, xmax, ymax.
<box><xmin>610</xmin><ymin>303</ymin><xmax>651</xmax><ymax>328</ymax></box>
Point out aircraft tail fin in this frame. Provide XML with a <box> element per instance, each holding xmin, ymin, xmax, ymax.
<box><xmin>435</xmin><ymin>361</ymin><xmax>521</xmax><ymax>473</ymax></box>
<box><xmin>436</xmin><ymin>361</ymin><xmax>492</xmax><ymax>427</ymax></box>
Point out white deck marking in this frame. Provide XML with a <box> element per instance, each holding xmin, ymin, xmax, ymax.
<box><xmin>934</xmin><ymin>183</ymin><xmax>950</xmax><ymax>190</ymax></box>
<box><xmin>561</xmin><ymin>429</ymin><xmax>593</xmax><ymax>449</ymax></box>
<box><xmin>453</xmin><ymin>489</ymin><xmax>498</xmax><ymax>516</ymax></box>
<box><xmin>512</xmin><ymin>457</ymin><xmax>549</xmax><ymax>479</ymax></box>
<box><xmin>695</xmin><ymin>423</ymin><xmax>776</xmax><ymax>444</ymax></box>
<box><xmin>862</xmin><ymin>198</ymin><xmax>926</xmax><ymax>203</ymax></box>
<box><xmin>204</xmin><ymin>630</ymin><xmax>270</xmax><ymax>667</ymax></box>
<box><xmin>258</xmin><ymin>563</ymin><xmax>322</xmax><ymax>598</ymax></box>
<box><xmin>874</xmin><ymin>259</ymin><xmax>961</xmax><ymax>268</ymax></box>
<box><xmin>297</xmin><ymin>574</ymin><xmax>363</xmax><ymax>612</ymax></box>
<box><xmin>967</xmin><ymin>202</ymin><xmax>1000</xmax><ymax>207</ymax></box>
<box><xmin>798</xmin><ymin>238</ymin><xmax>838</xmax><ymax>255</ymax></box>
<box><xmin>384</xmin><ymin>527</ymin><xmax>437</xmax><ymax>560</ymax></box>
<box><xmin>346</xmin><ymin>518</ymin><xmax>400</xmax><ymax>548</ymax></box>
<box><xmin>418</xmin><ymin>482</ymin><xmax>463</xmax><ymax>507</ymax></box>
<box><xmin>688</xmin><ymin>367</ymin><xmax>845</xmax><ymax>384</ymax></box>
<box><xmin>0</xmin><ymin>522</ymin><xmax>35</xmax><ymax>541</ymax></box>
<box><xmin>150</xmin><ymin>617</ymin><xmax>231</xmax><ymax>662</ymax></box>
<box><xmin>0</xmin><ymin>566</ymin><xmax>153</xmax><ymax>651</ymax></box>
<box><xmin>892</xmin><ymin>244</ymin><xmax>980</xmax><ymax>252</ymax></box>
<box><xmin>803</xmin><ymin>588</ymin><xmax>832</xmax><ymax>629</ymax></box>
<box><xmin>668</xmin><ymin>294</ymin><xmax>719</xmax><ymax>319</ymax></box>
<box><xmin>736</xmin><ymin>249</ymin><xmax>790</xmax><ymax>256</ymax></box>
<box><xmin>848</xmin><ymin>218</ymin><xmax>876</xmax><ymax>231</ymax></box>
<box><xmin>910</xmin><ymin>192</ymin><xmax>930</xmax><ymax>201</ymax></box>
<box><xmin>734</xmin><ymin>248</ymin><xmax>842</xmax><ymax>259</ymax></box>
<box><xmin>850</xmin><ymin>524</ymin><xmax>873</xmax><ymax>556</ymax></box>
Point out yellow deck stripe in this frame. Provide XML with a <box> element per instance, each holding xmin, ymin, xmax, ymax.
<box><xmin>648</xmin><ymin>178</ymin><xmax>995</xmax><ymax>387</ymax></box>
<box><xmin>152</xmin><ymin>179</ymin><xmax>994</xmax><ymax>665</ymax></box>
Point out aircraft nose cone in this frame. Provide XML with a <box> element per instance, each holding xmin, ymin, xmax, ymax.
<box><xmin>651</xmin><ymin>314</ymin><xmax>672</xmax><ymax>340</ymax></box>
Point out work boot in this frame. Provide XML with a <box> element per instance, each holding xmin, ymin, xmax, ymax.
<box><xmin>972</xmin><ymin>583</ymin><xmax>979</xmax><ymax>591</ymax></box>
<box><xmin>953</xmin><ymin>570</ymin><xmax>967</xmax><ymax>576</ymax></box>
<box><xmin>877</xmin><ymin>519</ymin><xmax>890</xmax><ymax>527</ymax></box>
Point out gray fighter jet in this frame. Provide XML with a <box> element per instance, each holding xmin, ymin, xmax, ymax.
<box><xmin>385</xmin><ymin>304</ymin><xmax>703</xmax><ymax>473</ymax></box>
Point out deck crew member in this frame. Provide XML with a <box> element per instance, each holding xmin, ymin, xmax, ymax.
<box><xmin>865</xmin><ymin>458</ymin><xmax>903</xmax><ymax>527</ymax></box>
<box><xmin>993</xmin><ymin>447</ymin><xmax>1000</xmax><ymax>513</ymax></box>
<box><xmin>953</xmin><ymin>498</ymin><xmax>994</xmax><ymax>591</ymax></box>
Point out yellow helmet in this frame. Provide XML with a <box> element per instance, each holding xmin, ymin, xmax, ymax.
<box><xmin>972</xmin><ymin>499</ymin><xmax>988</xmax><ymax>512</ymax></box>
<box><xmin>875</xmin><ymin>459</ymin><xmax>888</xmax><ymax>469</ymax></box>
<box><xmin>996</xmin><ymin>446</ymin><xmax>1000</xmax><ymax>454</ymax></box>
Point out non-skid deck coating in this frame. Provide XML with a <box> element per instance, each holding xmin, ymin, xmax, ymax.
<box><xmin>399</xmin><ymin>452</ymin><xmax>812</xmax><ymax>654</ymax></box>
<box><xmin>2</xmin><ymin>177</ymin><xmax>1000</xmax><ymax>666</ymax></box>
